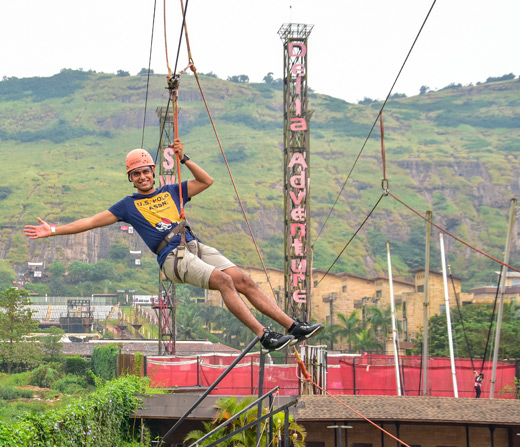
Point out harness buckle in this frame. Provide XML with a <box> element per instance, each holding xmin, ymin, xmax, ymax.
<box><xmin>176</xmin><ymin>245</ymin><xmax>186</xmax><ymax>259</ymax></box>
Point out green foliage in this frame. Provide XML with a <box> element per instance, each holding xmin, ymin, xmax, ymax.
<box><xmin>0</xmin><ymin>186</ymin><xmax>11</xmax><ymax>201</ymax></box>
<box><xmin>0</xmin><ymin>288</ymin><xmax>40</xmax><ymax>373</ymax></box>
<box><xmin>414</xmin><ymin>302</ymin><xmax>520</xmax><ymax>359</ymax></box>
<box><xmin>0</xmin><ymin>69</ymin><xmax>91</xmax><ymax>101</ymax></box>
<box><xmin>185</xmin><ymin>395</ymin><xmax>306</xmax><ymax>447</ymax></box>
<box><xmin>109</xmin><ymin>243</ymin><xmax>130</xmax><ymax>261</ymax></box>
<box><xmin>0</xmin><ymin>386</ymin><xmax>33</xmax><ymax>400</ymax></box>
<box><xmin>52</xmin><ymin>375</ymin><xmax>91</xmax><ymax>394</ymax></box>
<box><xmin>65</xmin><ymin>355</ymin><xmax>91</xmax><ymax>376</ymax></box>
<box><xmin>0</xmin><ymin>261</ymin><xmax>16</xmax><ymax>291</ymax></box>
<box><xmin>29</xmin><ymin>362</ymin><xmax>65</xmax><ymax>388</ymax></box>
<box><xmin>40</xmin><ymin>327</ymin><xmax>65</xmax><ymax>362</ymax></box>
<box><xmin>0</xmin><ymin>375</ymin><xmax>146</xmax><ymax>447</ymax></box>
<box><xmin>486</xmin><ymin>73</ymin><xmax>515</xmax><ymax>83</ymax></box>
<box><xmin>227</xmin><ymin>74</ymin><xmax>249</xmax><ymax>83</ymax></box>
<box><xmin>91</xmin><ymin>344</ymin><xmax>120</xmax><ymax>381</ymax></box>
<box><xmin>0</xmin><ymin>72</ymin><xmax>519</xmax><ymax>294</ymax></box>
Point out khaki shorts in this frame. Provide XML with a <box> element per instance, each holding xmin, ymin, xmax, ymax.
<box><xmin>161</xmin><ymin>241</ymin><xmax>235</xmax><ymax>289</ymax></box>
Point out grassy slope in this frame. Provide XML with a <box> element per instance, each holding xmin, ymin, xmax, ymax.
<box><xmin>0</xmin><ymin>71</ymin><xmax>518</xmax><ymax>291</ymax></box>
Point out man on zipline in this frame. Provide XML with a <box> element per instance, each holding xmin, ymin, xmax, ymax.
<box><xmin>24</xmin><ymin>139</ymin><xmax>323</xmax><ymax>353</ymax></box>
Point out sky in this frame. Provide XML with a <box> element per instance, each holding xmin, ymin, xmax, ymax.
<box><xmin>1</xmin><ymin>0</ymin><xmax>519</xmax><ymax>103</ymax></box>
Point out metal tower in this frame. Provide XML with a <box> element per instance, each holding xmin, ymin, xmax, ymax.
<box><xmin>278</xmin><ymin>23</ymin><xmax>313</xmax><ymax>322</ymax></box>
<box><xmin>152</xmin><ymin>106</ymin><xmax>177</xmax><ymax>355</ymax></box>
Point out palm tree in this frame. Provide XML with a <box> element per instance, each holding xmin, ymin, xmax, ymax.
<box><xmin>354</xmin><ymin>329</ymin><xmax>383</xmax><ymax>353</ymax></box>
<box><xmin>366</xmin><ymin>305</ymin><xmax>393</xmax><ymax>344</ymax></box>
<box><xmin>184</xmin><ymin>396</ymin><xmax>306</xmax><ymax>447</ymax></box>
<box><xmin>335</xmin><ymin>310</ymin><xmax>361</xmax><ymax>352</ymax></box>
<box><xmin>313</xmin><ymin>322</ymin><xmax>340</xmax><ymax>350</ymax></box>
<box><xmin>176</xmin><ymin>305</ymin><xmax>203</xmax><ymax>340</ymax></box>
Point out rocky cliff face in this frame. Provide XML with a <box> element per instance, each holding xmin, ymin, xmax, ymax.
<box><xmin>19</xmin><ymin>224</ymin><xmax>150</xmax><ymax>272</ymax></box>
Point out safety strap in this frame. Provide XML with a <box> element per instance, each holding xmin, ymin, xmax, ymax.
<box><xmin>156</xmin><ymin>221</ymin><xmax>202</xmax><ymax>283</ymax></box>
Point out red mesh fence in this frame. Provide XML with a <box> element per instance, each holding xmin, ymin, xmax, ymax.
<box><xmin>146</xmin><ymin>353</ymin><xmax>517</xmax><ymax>398</ymax></box>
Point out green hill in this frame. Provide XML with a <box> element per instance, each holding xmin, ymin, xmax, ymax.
<box><xmin>0</xmin><ymin>69</ymin><xmax>519</xmax><ymax>292</ymax></box>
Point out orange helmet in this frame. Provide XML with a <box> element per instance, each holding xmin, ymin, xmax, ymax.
<box><xmin>126</xmin><ymin>149</ymin><xmax>155</xmax><ymax>174</ymax></box>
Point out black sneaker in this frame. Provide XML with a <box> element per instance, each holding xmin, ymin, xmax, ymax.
<box><xmin>260</xmin><ymin>328</ymin><xmax>295</xmax><ymax>354</ymax></box>
<box><xmin>288</xmin><ymin>320</ymin><xmax>324</xmax><ymax>342</ymax></box>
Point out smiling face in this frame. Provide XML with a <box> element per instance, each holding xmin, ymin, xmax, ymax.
<box><xmin>129</xmin><ymin>166</ymin><xmax>155</xmax><ymax>194</ymax></box>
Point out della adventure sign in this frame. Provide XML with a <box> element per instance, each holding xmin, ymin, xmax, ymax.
<box><xmin>279</xmin><ymin>24</ymin><xmax>313</xmax><ymax>321</ymax></box>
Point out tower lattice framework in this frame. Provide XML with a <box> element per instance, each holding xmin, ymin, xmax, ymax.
<box><xmin>278</xmin><ymin>24</ymin><xmax>313</xmax><ymax>322</ymax></box>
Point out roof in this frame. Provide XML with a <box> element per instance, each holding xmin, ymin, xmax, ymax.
<box><xmin>62</xmin><ymin>340</ymin><xmax>240</xmax><ymax>357</ymax></box>
<box><xmin>134</xmin><ymin>393</ymin><xmax>520</xmax><ymax>427</ymax></box>
<box><xmin>295</xmin><ymin>394</ymin><xmax>520</xmax><ymax>425</ymax></box>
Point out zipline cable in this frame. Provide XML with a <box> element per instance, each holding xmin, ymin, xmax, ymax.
<box><xmin>317</xmin><ymin>193</ymin><xmax>385</xmax><ymax>284</ymax></box>
<box><xmin>179</xmin><ymin>26</ymin><xmax>278</xmax><ymax>300</ymax></box>
<box><xmin>141</xmin><ymin>0</ymin><xmax>158</xmax><ymax>149</ymax></box>
<box><xmin>386</xmin><ymin>190</ymin><xmax>520</xmax><ymax>274</ymax></box>
<box><xmin>313</xmin><ymin>0</ymin><xmax>437</xmax><ymax>248</ymax></box>
<box><xmin>479</xmin><ymin>270</ymin><xmax>502</xmax><ymax>374</ymax></box>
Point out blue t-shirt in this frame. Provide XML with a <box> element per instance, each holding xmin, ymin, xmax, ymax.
<box><xmin>108</xmin><ymin>182</ymin><xmax>193</xmax><ymax>266</ymax></box>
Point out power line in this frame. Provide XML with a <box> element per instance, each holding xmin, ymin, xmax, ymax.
<box><xmin>313</xmin><ymin>0</ymin><xmax>438</xmax><ymax>248</ymax></box>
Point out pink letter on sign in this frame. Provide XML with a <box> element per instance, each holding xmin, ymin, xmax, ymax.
<box><xmin>290</xmin><ymin>118</ymin><xmax>307</xmax><ymax>131</ymax></box>
<box><xmin>289</xmin><ymin>42</ymin><xmax>307</xmax><ymax>58</ymax></box>
<box><xmin>288</xmin><ymin>152</ymin><xmax>308</xmax><ymax>169</ymax></box>
<box><xmin>291</xmin><ymin>223</ymin><xmax>306</xmax><ymax>237</ymax></box>
<box><xmin>291</xmin><ymin>64</ymin><xmax>305</xmax><ymax>76</ymax></box>
<box><xmin>293</xmin><ymin>291</ymin><xmax>307</xmax><ymax>303</ymax></box>
<box><xmin>163</xmin><ymin>147</ymin><xmax>175</xmax><ymax>170</ymax></box>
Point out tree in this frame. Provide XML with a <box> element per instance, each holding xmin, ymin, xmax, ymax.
<box><xmin>366</xmin><ymin>305</ymin><xmax>394</xmax><ymax>344</ymax></box>
<box><xmin>312</xmin><ymin>322</ymin><xmax>340</xmax><ymax>350</ymax></box>
<box><xmin>263</xmin><ymin>72</ymin><xmax>274</xmax><ymax>84</ymax></box>
<box><xmin>419</xmin><ymin>85</ymin><xmax>430</xmax><ymax>95</ymax></box>
<box><xmin>177</xmin><ymin>305</ymin><xmax>204</xmax><ymax>340</ymax></box>
<box><xmin>0</xmin><ymin>288</ymin><xmax>41</xmax><ymax>373</ymax></box>
<box><xmin>48</xmin><ymin>261</ymin><xmax>67</xmax><ymax>295</ymax></box>
<box><xmin>227</xmin><ymin>74</ymin><xmax>249</xmax><ymax>83</ymax></box>
<box><xmin>0</xmin><ymin>260</ymin><xmax>16</xmax><ymax>290</ymax></box>
<box><xmin>336</xmin><ymin>311</ymin><xmax>361</xmax><ymax>352</ymax></box>
<box><xmin>358</xmin><ymin>97</ymin><xmax>376</xmax><ymax>105</ymax></box>
<box><xmin>108</xmin><ymin>243</ymin><xmax>129</xmax><ymax>261</ymax></box>
<box><xmin>41</xmin><ymin>327</ymin><xmax>65</xmax><ymax>362</ymax></box>
<box><xmin>116</xmin><ymin>69</ymin><xmax>130</xmax><ymax>77</ymax></box>
<box><xmin>354</xmin><ymin>329</ymin><xmax>383</xmax><ymax>353</ymax></box>
<box><xmin>185</xmin><ymin>396</ymin><xmax>306</xmax><ymax>447</ymax></box>
<box><xmin>138</xmin><ymin>68</ymin><xmax>154</xmax><ymax>76</ymax></box>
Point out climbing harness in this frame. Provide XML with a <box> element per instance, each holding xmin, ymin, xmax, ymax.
<box><xmin>155</xmin><ymin>220</ymin><xmax>201</xmax><ymax>282</ymax></box>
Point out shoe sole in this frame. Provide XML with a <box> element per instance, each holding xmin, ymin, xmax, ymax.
<box><xmin>289</xmin><ymin>325</ymin><xmax>325</xmax><ymax>345</ymax></box>
<box><xmin>260</xmin><ymin>337</ymin><xmax>294</xmax><ymax>354</ymax></box>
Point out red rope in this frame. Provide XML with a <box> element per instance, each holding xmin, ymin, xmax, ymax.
<box><xmin>294</xmin><ymin>349</ymin><xmax>411</xmax><ymax>447</ymax></box>
<box><xmin>387</xmin><ymin>190</ymin><xmax>520</xmax><ymax>274</ymax></box>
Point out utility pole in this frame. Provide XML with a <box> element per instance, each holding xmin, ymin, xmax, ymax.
<box><xmin>422</xmin><ymin>210</ymin><xmax>432</xmax><ymax>395</ymax></box>
<box><xmin>440</xmin><ymin>233</ymin><xmax>458</xmax><ymax>397</ymax></box>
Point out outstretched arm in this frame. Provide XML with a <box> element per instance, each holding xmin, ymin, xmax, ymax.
<box><xmin>172</xmin><ymin>138</ymin><xmax>214</xmax><ymax>198</ymax></box>
<box><xmin>24</xmin><ymin>210</ymin><xmax>119</xmax><ymax>239</ymax></box>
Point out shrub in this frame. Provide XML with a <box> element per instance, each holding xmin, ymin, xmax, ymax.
<box><xmin>0</xmin><ymin>375</ymin><xmax>147</xmax><ymax>446</ymax></box>
<box><xmin>52</xmin><ymin>375</ymin><xmax>90</xmax><ymax>394</ymax></box>
<box><xmin>64</xmin><ymin>356</ymin><xmax>90</xmax><ymax>376</ymax></box>
<box><xmin>0</xmin><ymin>386</ymin><xmax>34</xmax><ymax>400</ymax></box>
<box><xmin>91</xmin><ymin>344</ymin><xmax>120</xmax><ymax>380</ymax></box>
<box><xmin>29</xmin><ymin>363</ymin><xmax>64</xmax><ymax>388</ymax></box>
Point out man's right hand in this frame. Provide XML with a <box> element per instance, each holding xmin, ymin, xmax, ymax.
<box><xmin>24</xmin><ymin>217</ymin><xmax>52</xmax><ymax>239</ymax></box>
